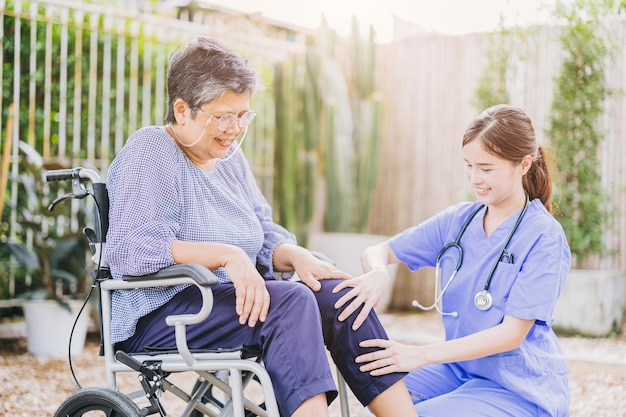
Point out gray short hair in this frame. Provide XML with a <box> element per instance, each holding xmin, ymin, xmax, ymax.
<box><xmin>165</xmin><ymin>37</ymin><xmax>262</xmax><ymax>123</ymax></box>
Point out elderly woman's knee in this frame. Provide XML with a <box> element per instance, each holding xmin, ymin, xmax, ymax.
<box><xmin>267</xmin><ymin>280</ymin><xmax>318</xmax><ymax>311</ymax></box>
<box><xmin>313</xmin><ymin>279</ymin><xmax>350</xmax><ymax>312</ymax></box>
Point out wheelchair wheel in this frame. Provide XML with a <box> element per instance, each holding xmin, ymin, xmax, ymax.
<box><xmin>54</xmin><ymin>386</ymin><xmax>142</xmax><ymax>417</ymax></box>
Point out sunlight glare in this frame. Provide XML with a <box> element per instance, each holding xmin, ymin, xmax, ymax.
<box><xmin>203</xmin><ymin>0</ymin><xmax>563</xmax><ymax>42</ymax></box>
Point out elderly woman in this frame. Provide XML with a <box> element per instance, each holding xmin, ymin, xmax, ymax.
<box><xmin>105</xmin><ymin>37</ymin><xmax>417</xmax><ymax>417</ymax></box>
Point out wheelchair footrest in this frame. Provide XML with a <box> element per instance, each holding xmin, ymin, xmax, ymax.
<box><xmin>115</xmin><ymin>351</ymin><xmax>167</xmax><ymax>417</ymax></box>
<box><xmin>115</xmin><ymin>351</ymin><xmax>161</xmax><ymax>378</ymax></box>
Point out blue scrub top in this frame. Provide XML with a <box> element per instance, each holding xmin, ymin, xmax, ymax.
<box><xmin>388</xmin><ymin>199</ymin><xmax>571</xmax><ymax>416</ymax></box>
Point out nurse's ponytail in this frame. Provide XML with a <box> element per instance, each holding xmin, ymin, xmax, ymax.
<box><xmin>523</xmin><ymin>145</ymin><xmax>554</xmax><ymax>213</ymax></box>
<box><xmin>463</xmin><ymin>104</ymin><xmax>554</xmax><ymax>213</ymax></box>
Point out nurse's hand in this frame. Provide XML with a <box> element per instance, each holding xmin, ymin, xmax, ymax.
<box><xmin>332</xmin><ymin>266</ymin><xmax>390</xmax><ymax>331</ymax></box>
<box><xmin>356</xmin><ymin>339</ymin><xmax>422</xmax><ymax>375</ymax></box>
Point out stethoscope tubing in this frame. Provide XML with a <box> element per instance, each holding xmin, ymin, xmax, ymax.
<box><xmin>414</xmin><ymin>194</ymin><xmax>529</xmax><ymax>314</ymax></box>
<box><xmin>412</xmin><ymin>206</ymin><xmax>484</xmax><ymax>315</ymax></box>
<box><xmin>481</xmin><ymin>196</ymin><xmax>529</xmax><ymax>292</ymax></box>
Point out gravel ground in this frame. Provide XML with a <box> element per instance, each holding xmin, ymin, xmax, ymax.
<box><xmin>1</xmin><ymin>311</ymin><xmax>626</xmax><ymax>417</ymax></box>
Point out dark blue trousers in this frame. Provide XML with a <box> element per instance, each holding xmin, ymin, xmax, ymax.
<box><xmin>116</xmin><ymin>279</ymin><xmax>405</xmax><ymax>417</ymax></box>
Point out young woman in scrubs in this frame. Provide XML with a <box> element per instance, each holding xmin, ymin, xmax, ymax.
<box><xmin>333</xmin><ymin>105</ymin><xmax>571</xmax><ymax>416</ymax></box>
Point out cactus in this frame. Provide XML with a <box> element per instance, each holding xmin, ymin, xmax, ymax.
<box><xmin>350</xmin><ymin>22</ymin><xmax>381</xmax><ymax>232</ymax></box>
<box><xmin>273</xmin><ymin>19</ymin><xmax>383</xmax><ymax>239</ymax></box>
<box><xmin>273</xmin><ymin>42</ymin><xmax>320</xmax><ymax>244</ymax></box>
<box><xmin>323</xmin><ymin>19</ymin><xmax>382</xmax><ymax>233</ymax></box>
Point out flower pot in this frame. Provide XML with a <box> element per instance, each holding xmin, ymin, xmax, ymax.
<box><xmin>307</xmin><ymin>232</ymin><xmax>398</xmax><ymax>313</ymax></box>
<box><xmin>553</xmin><ymin>269</ymin><xmax>625</xmax><ymax>337</ymax></box>
<box><xmin>23</xmin><ymin>299</ymin><xmax>91</xmax><ymax>358</ymax></box>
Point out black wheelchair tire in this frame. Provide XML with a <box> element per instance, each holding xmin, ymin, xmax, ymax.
<box><xmin>53</xmin><ymin>386</ymin><xmax>142</xmax><ymax>417</ymax></box>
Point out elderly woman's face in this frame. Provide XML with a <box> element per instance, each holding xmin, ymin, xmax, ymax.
<box><xmin>176</xmin><ymin>90</ymin><xmax>252</xmax><ymax>162</ymax></box>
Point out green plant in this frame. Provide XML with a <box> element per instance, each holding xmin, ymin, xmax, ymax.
<box><xmin>5</xmin><ymin>141</ymin><xmax>88</xmax><ymax>310</ymax></box>
<box><xmin>272</xmin><ymin>20</ymin><xmax>383</xmax><ymax>241</ymax></box>
<box><xmin>273</xmin><ymin>44</ymin><xmax>317</xmax><ymax>244</ymax></box>
<box><xmin>472</xmin><ymin>14</ymin><xmax>540</xmax><ymax>112</ymax></box>
<box><xmin>547</xmin><ymin>0</ymin><xmax>616</xmax><ymax>268</ymax></box>
<box><xmin>472</xmin><ymin>17</ymin><xmax>512</xmax><ymax>111</ymax></box>
<box><xmin>320</xmin><ymin>19</ymin><xmax>382</xmax><ymax>234</ymax></box>
<box><xmin>1</xmin><ymin>2</ymin><xmax>174</xmax><ymax>299</ymax></box>
<box><xmin>1</xmin><ymin>1</ymin><xmax>176</xmax><ymax>164</ymax></box>
<box><xmin>344</xmin><ymin>19</ymin><xmax>382</xmax><ymax>233</ymax></box>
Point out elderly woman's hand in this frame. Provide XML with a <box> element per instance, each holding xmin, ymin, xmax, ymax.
<box><xmin>223</xmin><ymin>246</ymin><xmax>270</xmax><ymax>327</ymax></box>
<box><xmin>272</xmin><ymin>243</ymin><xmax>351</xmax><ymax>291</ymax></box>
<box><xmin>171</xmin><ymin>240</ymin><xmax>270</xmax><ymax>327</ymax></box>
<box><xmin>292</xmin><ymin>252</ymin><xmax>352</xmax><ymax>292</ymax></box>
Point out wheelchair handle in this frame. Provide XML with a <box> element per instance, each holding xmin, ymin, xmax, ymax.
<box><xmin>45</xmin><ymin>168</ymin><xmax>78</xmax><ymax>182</ymax></box>
<box><xmin>45</xmin><ymin>167</ymin><xmax>109</xmax><ymax>245</ymax></box>
<box><xmin>45</xmin><ymin>167</ymin><xmax>103</xmax><ymax>184</ymax></box>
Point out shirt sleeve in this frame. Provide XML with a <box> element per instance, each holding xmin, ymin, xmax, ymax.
<box><xmin>106</xmin><ymin>128</ymin><xmax>180</xmax><ymax>276</ymax></box>
<box><xmin>388</xmin><ymin>203</ymin><xmax>474</xmax><ymax>271</ymax></box>
<box><xmin>504</xmin><ymin>223</ymin><xmax>571</xmax><ymax>324</ymax></box>
<box><xmin>235</xmin><ymin>152</ymin><xmax>296</xmax><ymax>279</ymax></box>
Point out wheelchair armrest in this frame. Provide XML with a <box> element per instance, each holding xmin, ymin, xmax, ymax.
<box><xmin>103</xmin><ymin>264</ymin><xmax>219</xmax><ymax>366</ymax></box>
<box><xmin>122</xmin><ymin>263</ymin><xmax>219</xmax><ymax>287</ymax></box>
<box><xmin>311</xmin><ymin>251</ymin><xmax>334</xmax><ymax>265</ymax></box>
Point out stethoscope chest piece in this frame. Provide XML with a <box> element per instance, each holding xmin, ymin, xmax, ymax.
<box><xmin>474</xmin><ymin>290</ymin><xmax>493</xmax><ymax>310</ymax></box>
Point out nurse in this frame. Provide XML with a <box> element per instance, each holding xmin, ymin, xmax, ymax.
<box><xmin>334</xmin><ymin>104</ymin><xmax>571</xmax><ymax>416</ymax></box>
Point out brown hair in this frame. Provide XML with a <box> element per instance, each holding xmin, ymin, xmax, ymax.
<box><xmin>165</xmin><ymin>37</ymin><xmax>262</xmax><ymax>124</ymax></box>
<box><xmin>462</xmin><ymin>104</ymin><xmax>554</xmax><ymax>213</ymax></box>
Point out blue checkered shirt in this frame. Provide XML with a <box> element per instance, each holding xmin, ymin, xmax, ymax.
<box><xmin>106</xmin><ymin>126</ymin><xmax>296</xmax><ymax>344</ymax></box>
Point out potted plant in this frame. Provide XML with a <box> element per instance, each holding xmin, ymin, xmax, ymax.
<box><xmin>6</xmin><ymin>141</ymin><xmax>92</xmax><ymax>357</ymax></box>
<box><xmin>547</xmin><ymin>0</ymin><xmax>624</xmax><ymax>337</ymax></box>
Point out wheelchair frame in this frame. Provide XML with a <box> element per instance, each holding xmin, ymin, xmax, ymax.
<box><xmin>48</xmin><ymin>167</ymin><xmax>351</xmax><ymax>417</ymax></box>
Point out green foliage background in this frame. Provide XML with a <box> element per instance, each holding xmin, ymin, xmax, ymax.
<box><xmin>1</xmin><ymin>2</ymin><xmax>164</xmax><ymax>298</ymax></box>
<box><xmin>547</xmin><ymin>0</ymin><xmax>616</xmax><ymax>268</ymax></box>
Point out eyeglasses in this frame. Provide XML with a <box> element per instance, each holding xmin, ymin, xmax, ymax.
<box><xmin>198</xmin><ymin>108</ymin><xmax>256</xmax><ymax>132</ymax></box>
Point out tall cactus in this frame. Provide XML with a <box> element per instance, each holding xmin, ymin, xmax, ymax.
<box><xmin>321</xmin><ymin>54</ymin><xmax>355</xmax><ymax>233</ymax></box>
<box><xmin>350</xmin><ymin>21</ymin><xmax>382</xmax><ymax>232</ymax></box>
<box><xmin>273</xmin><ymin>20</ymin><xmax>383</xmax><ymax>239</ymax></box>
<box><xmin>323</xmin><ymin>19</ymin><xmax>382</xmax><ymax>233</ymax></box>
<box><xmin>274</xmin><ymin>55</ymin><xmax>299</xmax><ymax>238</ymax></box>
<box><xmin>273</xmin><ymin>38</ymin><xmax>321</xmax><ymax>244</ymax></box>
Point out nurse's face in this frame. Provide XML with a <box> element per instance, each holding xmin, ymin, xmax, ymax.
<box><xmin>462</xmin><ymin>139</ymin><xmax>527</xmax><ymax>209</ymax></box>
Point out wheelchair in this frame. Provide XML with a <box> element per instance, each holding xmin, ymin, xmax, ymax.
<box><xmin>46</xmin><ymin>167</ymin><xmax>351</xmax><ymax>417</ymax></box>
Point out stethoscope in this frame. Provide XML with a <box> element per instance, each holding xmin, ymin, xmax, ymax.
<box><xmin>412</xmin><ymin>194</ymin><xmax>529</xmax><ymax>316</ymax></box>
